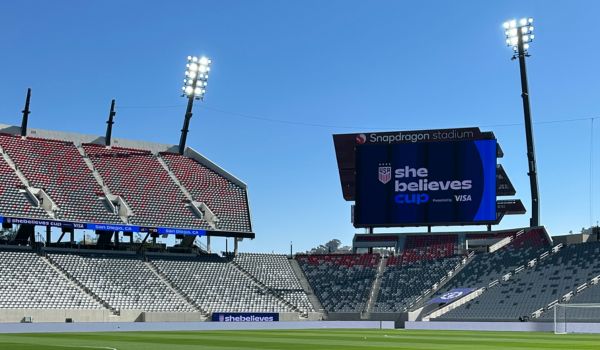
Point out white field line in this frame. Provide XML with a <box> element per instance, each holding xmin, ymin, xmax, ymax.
<box><xmin>61</xmin><ymin>346</ymin><xmax>117</xmax><ymax>350</ymax></box>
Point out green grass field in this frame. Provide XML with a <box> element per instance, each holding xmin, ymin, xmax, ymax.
<box><xmin>0</xmin><ymin>329</ymin><xmax>598</xmax><ymax>350</ymax></box>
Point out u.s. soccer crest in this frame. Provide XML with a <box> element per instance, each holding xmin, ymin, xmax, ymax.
<box><xmin>378</xmin><ymin>164</ymin><xmax>392</xmax><ymax>184</ymax></box>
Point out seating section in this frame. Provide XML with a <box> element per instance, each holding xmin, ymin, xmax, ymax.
<box><xmin>509</xmin><ymin>228</ymin><xmax>550</xmax><ymax>249</ymax></box>
<box><xmin>296</xmin><ymin>254</ymin><xmax>379</xmax><ymax>312</ymax></box>
<box><xmin>438</xmin><ymin>241</ymin><xmax>600</xmax><ymax>321</ymax></box>
<box><xmin>0</xmin><ymin>135</ymin><xmax>120</xmax><ymax>223</ymax></box>
<box><xmin>539</xmin><ymin>283</ymin><xmax>600</xmax><ymax>322</ymax></box>
<box><xmin>437</xmin><ymin>230</ymin><xmax>549</xmax><ymax>295</ymax></box>
<box><xmin>151</xmin><ymin>255</ymin><xmax>294</xmax><ymax>313</ymax></box>
<box><xmin>83</xmin><ymin>144</ymin><xmax>210</xmax><ymax>229</ymax></box>
<box><xmin>402</xmin><ymin>235</ymin><xmax>457</xmax><ymax>263</ymax></box>
<box><xmin>49</xmin><ymin>252</ymin><xmax>194</xmax><ymax>313</ymax></box>
<box><xmin>160</xmin><ymin>153</ymin><xmax>251</xmax><ymax>232</ymax></box>
<box><xmin>0</xmin><ymin>157</ymin><xmax>48</xmax><ymax>219</ymax></box>
<box><xmin>374</xmin><ymin>255</ymin><xmax>464</xmax><ymax>312</ymax></box>
<box><xmin>233</xmin><ymin>253</ymin><xmax>314</xmax><ymax>313</ymax></box>
<box><xmin>0</xmin><ymin>249</ymin><xmax>101</xmax><ymax>309</ymax></box>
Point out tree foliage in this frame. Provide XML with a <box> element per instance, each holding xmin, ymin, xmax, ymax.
<box><xmin>306</xmin><ymin>239</ymin><xmax>351</xmax><ymax>254</ymax></box>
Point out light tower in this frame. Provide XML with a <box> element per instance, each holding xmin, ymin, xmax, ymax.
<box><xmin>179</xmin><ymin>55</ymin><xmax>211</xmax><ymax>155</ymax></box>
<box><xmin>503</xmin><ymin>17</ymin><xmax>540</xmax><ymax>227</ymax></box>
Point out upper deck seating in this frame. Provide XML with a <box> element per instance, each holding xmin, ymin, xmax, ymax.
<box><xmin>0</xmin><ymin>135</ymin><xmax>121</xmax><ymax>223</ymax></box>
<box><xmin>160</xmin><ymin>152</ymin><xmax>251</xmax><ymax>232</ymax></box>
<box><xmin>0</xmin><ymin>156</ymin><xmax>48</xmax><ymax>219</ymax></box>
<box><xmin>83</xmin><ymin>144</ymin><xmax>210</xmax><ymax>229</ymax></box>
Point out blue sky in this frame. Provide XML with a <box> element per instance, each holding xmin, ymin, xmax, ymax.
<box><xmin>0</xmin><ymin>1</ymin><xmax>598</xmax><ymax>253</ymax></box>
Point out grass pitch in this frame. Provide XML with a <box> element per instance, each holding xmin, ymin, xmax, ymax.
<box><xmin>0</xmin><ymin>329</ymin><xmax>598</xmax><ymax>349</ymax></box>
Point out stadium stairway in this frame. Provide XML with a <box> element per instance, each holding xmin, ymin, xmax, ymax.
<box><xmin>364</xmin><ymin>255</ymin><xmax>388</xmax><ymax>317</ymax></box>
<box><xmin>144</xmin><ymin>260</ymin><xmax>208</xmax><ymax>317</ymax></box>
<box><xmin>288</xmin><ymin>258</ymin><xmax>324</xmax><ymax>313</ymax></box>
<box><xmin>229</xmin><ymin>259</ymin><xmax>309</xmax><ymax>317</ymax></box>
<box><xmin>41</xmin><ymin>253</ymin><xmax>115</xmax><ymax>314</ymax></box>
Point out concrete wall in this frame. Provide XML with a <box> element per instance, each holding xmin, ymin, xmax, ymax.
<box><xmin>0</xmin><ymin>309</ymin><xmax>211</xmax><ymax>323</ymax></box>
<box><xmin>0</xmin><ymin>321</ymin><xmax>395</xmax><ymax>334</ymax></box>
<box><xmin>326</xmin><ymin>313</ymin><xmax>362</xmax><ymax>321</ymax></box>
<box><xmin>0</xmin><ymin>309</ymin><xmax>117</xmax><ymax>323</ymax></box>
<box><xmin>406</xmin><ymin>321</ymin><xmax>600</xmax><ymax>333</ymax></box>
<box><xmin>142</xmin><ymin>312</ymin><xmax>204</xmax><ymax>322</ymax></box>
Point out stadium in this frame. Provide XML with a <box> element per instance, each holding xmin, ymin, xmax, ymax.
<box><xmin>1</xmin><ymin>2</ymin><xmax>600</xmax><ymax>350</ymax></box>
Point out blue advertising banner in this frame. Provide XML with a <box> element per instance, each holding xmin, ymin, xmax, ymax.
<box><xmin>1</xmin><ymin>216</ymin><xmax>206</xmax><ymax>236</ymax></box>
<box><xmin>354</xmin><ymin>139</ymin><xmax>497</xmax><ymax>227</ymax></box>
<box><xmin>428</xmin><ymin>288</ymin><xmax>475</xmax><ymax>304</ymax></box>
<box><xmin>157</xmin><ymin>227</ymin><xmax>206</xmax><ymax>236</ymax></box>
<box><xmin>211</xmin><ymin>312</ymin><xmax>279</xmax><ymax>322</ymax></box>
<box><xmin>86</xmin><ymin>223</ymin><xmax>140</xmax><ymax>232</ymax></box>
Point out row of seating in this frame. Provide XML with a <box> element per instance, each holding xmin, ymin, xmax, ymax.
<box><xmin>0</xmin><ymin>249</ymin><xmax>316</xmax><ymax>314</ymax></box>
<box><xmin>0</xmin><ymin>134</ymin><xmax>252</xmax><ymax>233</ymax></box>
<box><xmin>0</xmin><ymin>156</ymin><xmax>47</xmax><ymax>219</ymax></box>
<box><xmin>538</xmin><ymin>281</ymin><xmax>600</xmax><ymax>322</ymax></box>
<box><xmin>438</xmin><ymin>241</ymin><xmax>600</xmax><ymax>321</ymax></box>
<box><xmin>160</xmin><ymin>153</ymin><xmax>251</xmax><ymax>232</ymax></box>
<box><xmin>151</xmin><ymin>255</ymin><xmax>299</xmax><ymax>313</ymax></box>
<box><xmin>438</xmin><ymin>229</ymin><xmax>550</xmax><ymax>295</ymax></box>
<box><xmin>374</xmin><ymin>255</ymin><xmax>464</xmax><ymax>312</ymax></box>
<box><xmin>233</xmin><ymin>253</ymin><xmax>314</xmax><ymax>313</ymax></box>
<box><xmin>401</xmin><ymin>234</ymin><xmax>457</xmax><ymax>262</ymax></box>
<box><xmin>296</xmin><ymin>254</ymin><xmax>379</xmax><ymax>312</ymax></box>
<box><xmin>49</xmin><ymin>252</ymin><xmax>194</xmax><ymax>313</ymax></box>
<box><xmin>83</xmin><ymin>144</ymin><xmax>210</xmax><ymax>229</ymax></box>
<box><xmin>0</xmin><ymin>249</ymin><xmax>102</xmax><ymax>310</ymax></box>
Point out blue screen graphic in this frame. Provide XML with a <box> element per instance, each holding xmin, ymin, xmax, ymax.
<box><xmin>354</xmin><ymin>140</ymin><xmax>497</xmax><ymax>227</ymax></box>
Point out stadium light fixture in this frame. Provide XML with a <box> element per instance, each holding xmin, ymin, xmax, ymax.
<box><xmin>179</xmin><ymin>55</ymin><xmax>212</xmax><ymax>155</ymax></box>
<box><xmin>503</xmin><ymin>17</ymin><xmax>540</xmax><ymax>227</ymax></box>
<box><xmin>181</xmin><ymin>55</ymin><xmax>211</xmax><ymax>101</ymax></box>
<box><xmin>503</xmin><ymin>18</ymin><xmax>534</xmax><ymax>55</ymax></box>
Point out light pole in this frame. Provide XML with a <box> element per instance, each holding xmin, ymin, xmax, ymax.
<box><xmin>503</xmin><ymin>18</ymin><xmax>540</xmax><ymax>227</ymax></box>
<box><xmin>179</xmin><ymin>55</ymin><xmax>211</xmax><ymax>155</ymax></box>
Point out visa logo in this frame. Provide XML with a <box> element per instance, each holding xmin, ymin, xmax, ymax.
<box><xmin>455</xmin><ymin>195</ymin><xmax>472</xmax><ymax>202</ymax></box>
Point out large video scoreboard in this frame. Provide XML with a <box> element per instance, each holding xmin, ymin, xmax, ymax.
<box><xmin>353</xmin><ymin>140</ymin><xmax>497</xmax><ymax>227</ymax></box>
<box><xmin>333</xmin><ymin>127</ymin><xmax>521</xmax><ymax>228</ymax></box>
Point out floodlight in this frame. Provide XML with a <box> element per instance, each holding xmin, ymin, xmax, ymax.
<box><xmin>182</xmin><ymin>55</ymin><xmax>211</xmax><ymax>100</ymax></box>
<box><xmin>504</xmin><ymin>17</ymin><xmax>535</xmax><ymax>54</ymax></box>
